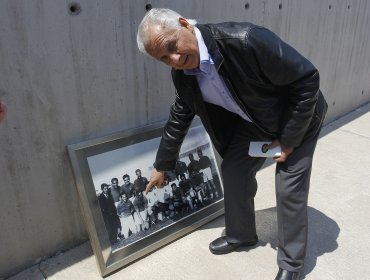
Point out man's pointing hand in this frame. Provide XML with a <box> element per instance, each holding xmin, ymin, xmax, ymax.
<box><xmin>145</xmin><ymin>168</ymin><xmax>166</xmax><ymax>194</ymax></box>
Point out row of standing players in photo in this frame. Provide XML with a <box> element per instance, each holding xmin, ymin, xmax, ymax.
<box><xmin>98</xmin><ymin>149</ymin><xmax>221</xmax><ymax>245</ymax></box>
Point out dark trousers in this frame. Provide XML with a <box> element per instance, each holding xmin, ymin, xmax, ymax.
<box><xmin>221</xmin><ymin>119</ymin><xmax>321</xmax><ymax>272</ymax></box>
<box><xmin>104</xmin><ymin>214</ymin><xmax>120</xmax><ymax>245</ymax></box>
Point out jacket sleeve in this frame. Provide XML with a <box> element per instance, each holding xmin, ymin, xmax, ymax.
<box><xmin>247</xmin><ymin>27</ymin><xmax>320</xmax><ymax>148</ymax></box>
<box><xmin>153</xmin><ymin>91</ymin><xmax>195</xmax><ymax>171</ymax></box>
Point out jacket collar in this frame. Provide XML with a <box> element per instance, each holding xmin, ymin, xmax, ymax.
<box><xmin>196</xmin><ymin>24</ymin><xmax>224</xmax><ymax>70</ymax></box>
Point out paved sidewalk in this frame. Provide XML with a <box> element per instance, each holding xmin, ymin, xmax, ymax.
<box><xmin>8</xmin><ymin>103</ymin><xmax>370</xmax><ymax>280</ymax></box>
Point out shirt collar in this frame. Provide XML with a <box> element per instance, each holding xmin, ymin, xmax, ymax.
<box><xmin>184</xmin><ymin>27</ymin><xmax>213</xmax><ymax>75</ymax></box>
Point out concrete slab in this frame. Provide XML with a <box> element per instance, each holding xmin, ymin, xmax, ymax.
<box><xmin>8</xmin><ymin>103</ymin><xmax>370</xmax><ymax>280</ymax></box>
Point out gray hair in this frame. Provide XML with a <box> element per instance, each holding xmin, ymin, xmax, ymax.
<box><xmin>136</xmin><ymin>8</ymin><xmax>197</xmax><ymax>55</ymax></box>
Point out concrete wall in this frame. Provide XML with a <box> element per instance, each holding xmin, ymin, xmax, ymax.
<box><xmin>0</xmin><ymin>0</ymin><xmax>369</xmax><ymax>277</ymax></box>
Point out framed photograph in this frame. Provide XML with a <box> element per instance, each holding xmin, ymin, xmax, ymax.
<box><xmin>67</xmin><ymin>119</ymin><xmax>224</xmax><ymax>276</ymax></box>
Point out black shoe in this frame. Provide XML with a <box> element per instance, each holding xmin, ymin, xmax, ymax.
<box><xmin>274</xmin><ymin>268</ymin><xmax>300</xmax><ymax>280</ymax></box>
<box><xmin>209</xmin><ymin>236</ymin><xmax>258</xmax><ymax>255</ymax></box>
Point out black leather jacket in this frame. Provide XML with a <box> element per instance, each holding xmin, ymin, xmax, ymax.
<box><xmin>154</xmin><ymin>22</ymin><xmax>327</xmax><ymax>171</ymax></box>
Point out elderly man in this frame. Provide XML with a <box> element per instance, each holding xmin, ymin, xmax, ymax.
<box><xmin>137</xmin><ymin>8</ymin><xmax>327</xmax><ymax>280</ymax></box>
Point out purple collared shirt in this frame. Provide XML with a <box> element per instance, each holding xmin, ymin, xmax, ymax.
<box><xmin>184</xmin><ymin>27</ymin><xmax>252</xmax><ymax>123</ymax></box>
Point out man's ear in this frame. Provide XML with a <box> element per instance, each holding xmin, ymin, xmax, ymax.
<box><xmin>179</xmin><ymin>17</ymin><xmax>192</xmax><ymax>29</ymax></box>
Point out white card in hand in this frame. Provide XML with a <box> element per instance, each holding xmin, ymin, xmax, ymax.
<box><xmin>248</xmin><ymin>141</ymin><xmax>281</xmax><ymax>157</ymax></box>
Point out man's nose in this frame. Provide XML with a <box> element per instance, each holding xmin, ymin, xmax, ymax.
<box><xmin>169</xmin><ymin>53</ymin><xmax>181</xmax><ymax>63</ymax></box>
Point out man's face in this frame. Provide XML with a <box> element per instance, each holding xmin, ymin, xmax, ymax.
<box><xmin>136</xmin><ymin>171</ymin><xmax>141</xmax><ymax>178</ymax></box>
<box><xmin>146</xmin><ymin>18</ymin><xmax>199</xmax><ymax>70</ymax></box>
<box><xmin>103</xmin><ymin>186</ymin><xmax>109</xmax><ymax>194</ymax></box>
<box><xmin>111</xmin><ymin>180</ymin><xmax>118</xmax><ymax>188</ymax></box>
<box><xmin>121</xmin><ymin>194</ymin><xmax>128</xmax><ymax>202</ymax></box>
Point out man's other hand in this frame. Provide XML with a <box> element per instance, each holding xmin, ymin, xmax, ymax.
<box><xmin>145</xmin><ymin>168</ymin><xmax>165</xmax><ymax>194</ymax></box>
<box><xmin>0</xmin><ymin>101</ymin><xmax>7</xmax><ymax>122</ymax></box>
<box><xmin>268</xmin><ymin>139</ymin><xmax>294</xmax><ymax>163</ymax></box>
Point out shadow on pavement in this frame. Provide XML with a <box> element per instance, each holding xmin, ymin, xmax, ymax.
<box><xmin>202</xmin><ymin>206</ymin><xmax>340</xmax><ymax>278</ymax></box>
<box><xmin>255</xmin><ymin>206</ymin><xmax>339</xmax><ymax>278</ymax></box>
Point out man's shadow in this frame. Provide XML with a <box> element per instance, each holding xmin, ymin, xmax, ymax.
<box><xmin>204</xmin><ymin>206</ymin><xmax>339</xmax><ymax>278</ymax></box>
